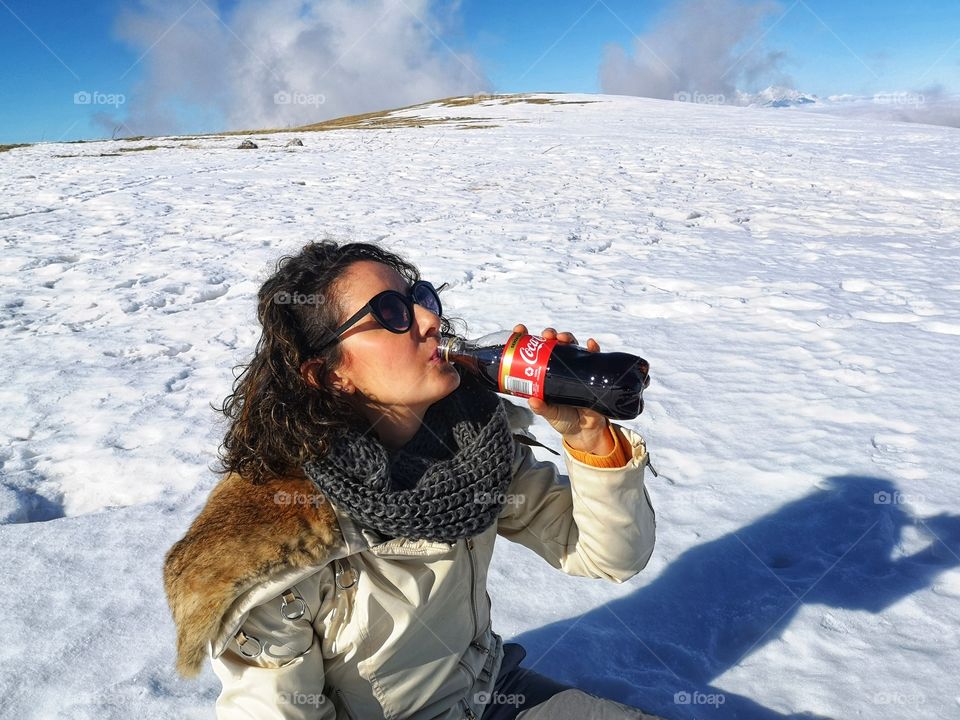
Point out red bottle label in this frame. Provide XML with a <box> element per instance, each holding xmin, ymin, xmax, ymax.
<box><xmin>498</xmin><ymin>332</ymin><xmax>558</xmax><ymax>400</ymax></box>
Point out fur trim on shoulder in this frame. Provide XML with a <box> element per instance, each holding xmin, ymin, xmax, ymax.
<box><xmin>163</xmin><ymin>472</ymin><xmax>341</xmax><ymax>677</ymax></box>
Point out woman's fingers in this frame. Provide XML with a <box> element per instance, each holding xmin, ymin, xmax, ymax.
<box><xmin>517</xmin><ymin>325</ymin><xmax>598</xmax><ymax>351</ymax></box>
<box><xmin>540</xmin><ymin>327</ymin><xmax>579</xmax><ymax>345</ymax></box>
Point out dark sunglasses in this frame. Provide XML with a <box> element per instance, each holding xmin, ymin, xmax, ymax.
<box><xmin>317</xmin><ymin>280</ymin><xmax>447</xmax><ymax>351</ymax></box>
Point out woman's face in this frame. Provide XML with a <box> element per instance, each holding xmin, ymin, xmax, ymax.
<box><xmin>325</xmin><ymin>260</ymin><xmax>461</xmax><ymax>447</ymax></box>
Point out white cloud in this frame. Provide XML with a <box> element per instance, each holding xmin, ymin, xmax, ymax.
<box><xmin>813</xmin><ymin>84</ymin><xmax>960</xmax><ymax>129</ymax></box>
<box><xmin>889</xmin><ymin>85</ymin><xmax>960</xmax><ymax>128</ymax></box>
<box><xmin>112</xmin><ymin>0</ymin><xmax>488</xmax><ymax>135</ymax></box>
<box><xmin>599</xmin><ymin>0</ymin><xmax>791</xmax><ymax>102</ymax></box>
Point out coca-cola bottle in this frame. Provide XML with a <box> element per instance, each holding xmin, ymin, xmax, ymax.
<box><xmin>437</xmin><ymin>330</ymin><xmax>650</xmax><ymax>420</ymax></box>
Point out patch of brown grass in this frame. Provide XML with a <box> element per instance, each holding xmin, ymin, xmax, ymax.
<box><xmin>437</xmin><ymin>96</ymin><xmax>491</xmax><ymax>108</ymax></box>
<box><xmin>225</xmin><ymin>103</ymin><xmax>496</xmax><ymax>134</ymax></box>
<box><xmin>500</xmin><ymin>96</ymin><xmax>596</xmax><ymax>106</ymax></box>
<box><xmin>224</xmin><ymin>93</ymin><xmax>588</xmax><ymax>135</ymax></box>
<box><xmin>435</xmin><ymin>93</ymin><xmax>596</xmax><ymax>107</ymax></box>
<box><xmin>38</xmin><ymin>93</ymin><xmax>590</xmax><ymax>156</ymax></box>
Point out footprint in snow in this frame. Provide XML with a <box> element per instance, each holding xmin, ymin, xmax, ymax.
<box><xmin>192</xmin><ymin>284</ymin><xmax>230</xmax><ymax>303</ymax></box>
<box><xmin>165</xmin><ymin>369</ymin><xmax>190</xmax><ymax>393</ymax></box>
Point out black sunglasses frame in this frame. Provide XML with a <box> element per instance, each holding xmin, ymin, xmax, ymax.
<box><xmin>317</xmin><ymin>280</ymin><xmax>447</xmax><ymax>352</ymax></box>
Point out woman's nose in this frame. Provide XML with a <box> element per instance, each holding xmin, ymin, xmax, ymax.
<box><xmin>413</xmin><ymin>302</ymin><xmax>441</xmax><ymax>338</ymax></box>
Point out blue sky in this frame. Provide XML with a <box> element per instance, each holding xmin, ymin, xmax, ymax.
<box><xmin>1</xmin><ymin>0</ymin><xmax>958</xmax><ymax>144</ymax></box>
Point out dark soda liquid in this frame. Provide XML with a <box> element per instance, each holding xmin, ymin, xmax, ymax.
<box><xmin>441</xmin><ymin>335</ymin><xmax>649</xmax><ymax>420</ymax></box>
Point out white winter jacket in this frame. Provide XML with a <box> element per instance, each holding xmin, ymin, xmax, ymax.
<box><xmin>163</xmin><ymin>406</ymin><xmax>656</xmax><ymax>720</ymax></box>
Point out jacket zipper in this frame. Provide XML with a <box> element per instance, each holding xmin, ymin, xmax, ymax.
<box><xmin>466</xmin><ymin>537</ymin><xmax>478</xmax><ymax>640</ymax></box>
<box><xmin>463</xmin><ymin>538</ymin><xmax>484</xmax><ymax>720</ymax></box>
<box><xmin>334</xmin><ymin>688</ymin><xmax>357</xmax><ymax>720</ymax></box>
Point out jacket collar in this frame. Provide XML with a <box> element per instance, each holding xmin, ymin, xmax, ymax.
<box><xmin>338</xmin><ymin>510</ymin><xmax>462</xmax><ymax>557</ymax></box>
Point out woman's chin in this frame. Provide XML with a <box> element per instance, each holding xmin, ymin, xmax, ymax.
<box><xmin>436</xmin><ymin>365</ymin><xmax>461</xmax><ymax>398</ymax></box>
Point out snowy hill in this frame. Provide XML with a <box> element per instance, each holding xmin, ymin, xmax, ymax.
<box><xmin>1</xmin><ymin>93</ymin><xmax>958</xmax><ymax>719</ymax></box>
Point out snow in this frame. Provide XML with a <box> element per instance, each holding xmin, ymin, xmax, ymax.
<box><xmin>2</xmin><ymin>93</ymin><xmax>959</xmax><ymax>719</ymax></box>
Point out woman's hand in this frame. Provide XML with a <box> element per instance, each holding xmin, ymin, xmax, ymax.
<box><xmin>511</xmin><ymin>324</ymin><xmax>615</xmax><ymax>455</ymax></box>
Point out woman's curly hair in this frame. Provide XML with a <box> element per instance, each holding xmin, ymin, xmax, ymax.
<box><xmin>215</xmin><ymin>240</ymin><xmax>464</xmax><ymax>485</ymax></box>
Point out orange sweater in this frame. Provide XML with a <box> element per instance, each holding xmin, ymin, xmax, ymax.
<box><xmin>562</xmin><ymin>424</ymin><xmax>632</xmax><ymax>468</ymax></box>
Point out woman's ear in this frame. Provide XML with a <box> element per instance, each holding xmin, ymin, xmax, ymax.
<box><xmin>303</xmin><ymin>357</ymin><xmax>355</xmax><ymax>395</ymax></box>
<box><xmin>300</xmin><ymin>358</ymin><xmax>325</xmax><ymax>389</ymax></box>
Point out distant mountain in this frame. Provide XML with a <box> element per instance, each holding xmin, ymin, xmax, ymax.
<box><xmin>736</xmin><ymin>85</ymin><xmax>820</xmax><ymax>108</ymax></box>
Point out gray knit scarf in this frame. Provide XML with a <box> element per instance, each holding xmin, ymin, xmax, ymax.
<box><xmin>303</xmin><ymin>368</ymin><xmax>516</xmax><ymax>542</ymax></box>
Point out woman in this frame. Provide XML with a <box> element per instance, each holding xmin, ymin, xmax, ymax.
<box><xmin>163</xmin><ymin>241</ymin><xmax>661</xmax><ymax>719</ymax></box>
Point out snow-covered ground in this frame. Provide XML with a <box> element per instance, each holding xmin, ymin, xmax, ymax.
<box><xmin>2</xmin><ymin>93</ymin><xmax>958</xmax><ymax>719</ymax></box>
